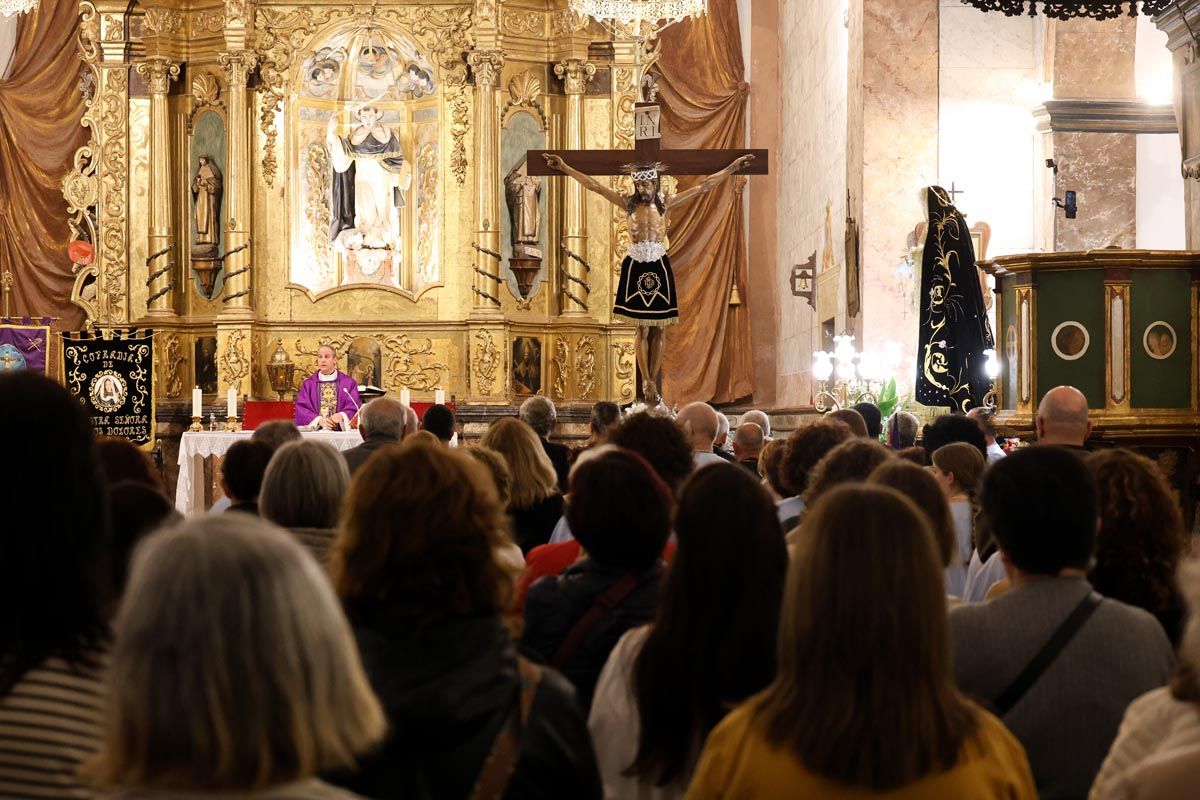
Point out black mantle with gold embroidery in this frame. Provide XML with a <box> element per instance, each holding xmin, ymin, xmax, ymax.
<box><xmin>915</xmin><ymin>187</ymin><xmax>994</xmax><ymax>412</ymax></box>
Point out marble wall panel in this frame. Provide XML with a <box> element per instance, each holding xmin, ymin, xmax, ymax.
<box><xmin>1052</xmin><ymin>131</ymin><xmax>1136</xmax><ymax>251</ymax></box>
<box><xmin>861</xmin><ymin>0</ymin><xmax>939</xmax><ymax>385</ymax></box>
<box><xmin>748</xmin><ymin>0</ymin><xmax>780</xmax><ymax>405</ymax></box>
<box><xmin>939</xmin><ymin>3</ymin><xmax>1039</xmax><ymax>258</ymax></box>
<box><xmin>774</xmin><ymin>0</ymin><xmax>850</xmax><ymax>407</ymax></box>
<box><xmin>1052</xmin><ymin>16</ymin><xmax>1135</xmax><ymax>99</ymax></box>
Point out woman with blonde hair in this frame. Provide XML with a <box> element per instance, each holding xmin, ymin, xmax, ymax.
<box><xmin>481</xmin><ymin>416</ymin><xmax>564</xmax><ymax>553</ymax></box>
<box><xmin>326</xmin><ymin>442</ymin><xmax>601</xmax><ymax>798</ymax></box>
<box><xmin>260</xmin><ymin>439</ymin><xmax>350</xmax><ymax>563</ymax></box>
<box><xmin>930</xmin><ymin>442</ymin><xmax>986</xmax><ymax>599</ymax></box>
<box><xmin>90</xmin><ymin>515</ymin><xmax>384</xmax><ymax>799</ymax></box>
<box><xmin>686</xmin><ymin>485</ymin><xmax>1036</xmax><ymax>798</ymax></box>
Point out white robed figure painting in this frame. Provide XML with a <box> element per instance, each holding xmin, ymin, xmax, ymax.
<box><xmin>326</xmin><ymin>105</ymin><xmax>413</xmax><ymax>251</ymax></box>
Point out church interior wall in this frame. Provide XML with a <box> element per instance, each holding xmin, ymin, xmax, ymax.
<box><xmin>860</xmin><ymin>0</ymin><xmax>939</xmax><ymax>386</ymax></box>
<box><xmin>774</xmin><ymin>0</ymin><xmax>850</xmax><ymax>409</ymax></box>
<box><xmin>937</xmin><ymin>0</ymin><xmax>1039</xmax><ymax>258</ymax></box>
<box><xmin>747</xmin><ymin>0</ymin><xmax>780</xmax><ymax>407</ymax></box>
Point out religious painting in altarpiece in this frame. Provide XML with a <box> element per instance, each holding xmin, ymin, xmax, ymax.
<box><xmin>290</xmin><ymin>23</ymin><xmax>441</xmax><ymax>298</ymax></box>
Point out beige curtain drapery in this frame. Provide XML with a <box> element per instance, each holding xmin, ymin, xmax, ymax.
<box><xmin>0</xmin><ymin>0</ymin><xmax>87</xmax><ymax>328</ymax></box>
<box><xmin>657</xmin><ymin>0</ymin><xmax>754</xmax><ymax>404</ymax></box>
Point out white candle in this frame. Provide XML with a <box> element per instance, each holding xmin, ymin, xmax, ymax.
<box><xmin>400</xmin><ymin>388</ymin><xmax>411</xmax><ymax>407</ymax></box>
<box><xmin>226</xmin><ymin>387</ymin><xmax>237</xmax><ymax>418</ymax></box>
<box><xmin>435</xmin><ymin>389</ymin><xmax>445</xmax><ymax>405</ymax></box>
<box><xmin>192</xmin><ymin>387</ymin><xmax>202</xmax><ymax>418</ymax></box>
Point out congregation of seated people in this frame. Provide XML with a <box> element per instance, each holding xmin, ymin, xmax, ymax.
<box><xmin>4</xmin><ymin>368</ymin><xmax>1200</xmax><ymax>800</ymax></box>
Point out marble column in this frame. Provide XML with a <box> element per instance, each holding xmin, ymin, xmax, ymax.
<box><xmin>135</xmin><ymin>57</ymin><xmax>180</xmax><ymax>319</ymax></box>
<box><xmin>556</xmin><ymin>58</ymin><xmax>595</xmax><ymax>317</ymax></box>
<box><xmin>1155</xmin><ymin>2</ymin><xmax>1200</xmax><ymax>249</ymax></box>
<box><xmin>218</xmin><ymin>51</ymin><xmax>256</xmax><ymax>319</ymax></box>
<box><xmin>469</xmin><ymin>49</ymin><xmax>505</xmax><ymax>316</ymax></box>
<box><xmin>1045</xmin><ymin>17</ymin><xmax>1137</xmax><ymax>251</ymax></box>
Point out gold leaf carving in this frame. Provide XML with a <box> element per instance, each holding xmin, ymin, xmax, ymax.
<box><xmin>508</xmin><ymin>70</ymin><xmax>541</xmax><ymax>105</ymax></box>
<box><xmin>134</xmin><ymin>58</ymin><xmax>180</xmax><ymax>95</ymax></box>
<box><xmin>192</xmin><ymin>9</ymin><xmax>226</xmax><ymax>34</ymax></box>
<box><xmin>192</xmin><ymin>72</ymin><xmax>220</xmax><ymax>106</ymax></box>
<box><xmin>98</xmin><ymin>67</ymin><xmax>129</xmax><ymax>323</ymax></box>
<box><xmin>503</xmin><ymin>9</ymin><xmax>542</xmax><ymax>35</ymax></box>
<box><xmin>305</xmin><ymin>143</ymin><xmax>331</xmax><ymax>267</ymax></box>
<box><xmin>143</xmin><ymin>6</ymin><xmax>183</xmax><ymax>35</ymax></box>
<box><xmin>551</xmin><ymin>9</ymin><xmax>589</xmax><ymax>35</ymax></box>
<box><xmin>221</xmin><ymin>330</ymin><xmax>249</xmax><ymax>388</ymax></box>
<box><xmin>614</xmin><ymin>67</ymin><xmax>636</xmax><ymax>150</ymax></box>
<box><xmin>253</xmin><ymin>7</ymin><xmax>337</xmax><ymax>186</ymax></box>
<box><xmin>473</xmin><ymin>0</ymin><xmax>499</xmax><ymax>28</ymax></box>
<box><xmin>472</xmin><ymin>330</ymin><xmax>501</xmax><ymax>395</ymax></box>
<box><xmin>555</xmin><ymin>59</ymin><xmax>595</xmax><ymax>96</ymax></box>
<box><xmin>384</xmin><ymin>335</ymin><xmax>448</xmax><ymax>391</ymax></box>
<box><xmin>416</xmin><ymin>143</ymin><xmax>439</xmax><ymax>280</ymax></box>
<box><xmin>613</xmin><ymin>341</ymin><xmax>635</xmax><ymax>401</ymax></box>
<box><xmin>575</xmin><ymin>336</ymin><xmax>596</xmax><ymax>400</ymax></box>
<box><xmin>553</xmin><ymin>336</ymin><xmax>569</xmax><ymax>399</ymax></box>
<box><xmin>225</xmin><ymin>0</ymin><xmax>247</xmax><ymax>27</ymax></box>
<box><xmin>449</xmin><ymin>88</ymin><xmax>470</xmax><ymax>187</ymax></box>
<box><xmin>468</xmin><ymin>49</ymin><xmax>505</xmax><ymax>87</ymax></box>
<box><xmin>159</xmin><ymin>333</ymin><xmax>185</xmax><ymax>398</ymax></box>
<box><xmin>291</xmin><ymin>334</ymin><xmax>447</xmax><ymax>393</ymax></box>
<box><xmin>503</xmin><ymin>70</ymin><xmax>546</xmax><ymax>128</ymax></box>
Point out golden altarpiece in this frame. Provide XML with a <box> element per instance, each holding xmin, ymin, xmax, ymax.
<box><xmin>63</xmin><ymin>0</ymin><xmax>646</xmax><ymax>419</ymax></box>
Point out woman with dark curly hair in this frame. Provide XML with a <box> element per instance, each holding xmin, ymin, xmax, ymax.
<box><xmin>1088</xmin><ymin>449</ymin><xmax>1188</xmax><ymax>645</ymax></box>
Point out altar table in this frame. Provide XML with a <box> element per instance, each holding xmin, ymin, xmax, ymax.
<box><xmin>175</xmin><ymin>430</ymin><xmax>363</xmax><ymax>514</ymax></box>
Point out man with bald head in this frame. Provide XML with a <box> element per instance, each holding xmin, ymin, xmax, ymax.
<box><xmin>741</xmin><ymin>409</ymin><xmax>771</xmax><ymax>440</ymax></box>
<box><xmin>342</xmin><ymin>396</ymin><xmax>408</xmax><ymax>475</ymax></box>
<box><xmin>1036</xmin><ymin>386</ymin><xmax>1093</xmax><ymax>449</ymax></box>
<box><xmin>732</xmin><ymin>422</ymin><xmax>765</xmax><ymax>475</ymax></box>
<box><xmin>677</xmin><ymin>402</ymin><xmax>726</xmax><ymax>468</ymax></box>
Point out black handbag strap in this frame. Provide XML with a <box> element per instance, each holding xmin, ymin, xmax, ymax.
<box><xmin>992</xmin><ymin>591</ymin><xmax>1102</xmax><ymax>716</ymax></box>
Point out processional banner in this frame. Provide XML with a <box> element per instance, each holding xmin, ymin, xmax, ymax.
<box><xmin>62</xmin><ymin>328</ymin><xmax>155</xmax><ymax>447</ymax></box>
<box><xmin>0</xmin><ymin>319</ymin><xmax>51</xmax><ymax>374</ymax></box>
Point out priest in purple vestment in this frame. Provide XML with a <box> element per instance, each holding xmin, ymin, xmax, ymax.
<box><xmin>294</xmin><ymin>344</ymin><xmax>361</xmax><ymax>430</ymax></box>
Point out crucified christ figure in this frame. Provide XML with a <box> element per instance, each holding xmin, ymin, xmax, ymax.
<box><xmin>543</xmin><ymin>153</ymin><xmax>754</xmax><ymax>406</ymax></box>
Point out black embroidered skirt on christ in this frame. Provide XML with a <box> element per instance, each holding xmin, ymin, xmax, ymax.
<box><xmin>613</xmin><ymin>253</ymin><xmax>679</xmax><ymax>327</ymax></box>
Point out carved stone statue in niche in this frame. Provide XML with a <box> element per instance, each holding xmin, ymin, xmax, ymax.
<box><xmin>504</xmin><ymin>157</ymin><xmax>541</xmax><ymax>258</ymax></box>
<box><xmin>191</xmin><ymin>156</ymin><xmax>222</xmax><ymax>258</ymax></box>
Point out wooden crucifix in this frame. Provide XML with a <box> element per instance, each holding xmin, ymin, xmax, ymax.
<box><xmin>527</xmin><ymin>82</ymin><xmax>769</xmax><ymax>405</ymax></box>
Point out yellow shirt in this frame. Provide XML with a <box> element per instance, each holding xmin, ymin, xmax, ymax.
<box><xmin>685</xmin><ymin>703</ymin><xmax>1036</xmax><ymax>800</ymax></box>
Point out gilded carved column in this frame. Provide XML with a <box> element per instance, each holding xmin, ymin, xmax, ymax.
<box><xmin>556</xmin><ymin>58</ymin><xmax>595</xmax><ymax>317</ymax></box>
<box><xmin>218</xmin><ymin>50</ymin><xmax>256</xmax><ymax>319</ymax></box>
<box><xmin>469</xmin><ymin>49</ymin><xmax>505</xmax><ymax>315</ymax></box>
<box><xmin>135</xmin><ymin>57</ymin><xmax>180</xmax><ymax>318</ymax></box>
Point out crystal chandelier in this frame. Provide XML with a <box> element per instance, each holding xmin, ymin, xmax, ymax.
<box><xmin>569</xmin><ymin>0</ymin><xmax>708</xmax><ymax>38</ymax></box>
<box><xmin>961</xmin><ymin>1</ymin><xmax>1173</xmax><ymax>19</ymax></box>
<box><xmin>0</xmin><ymin>0</ymin><xmax>38</xmax><ymax>17</ymax></box>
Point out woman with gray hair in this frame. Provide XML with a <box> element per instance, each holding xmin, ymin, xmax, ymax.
<box><xmin>260</xmin><ymin>440</ymin><xmax>350</xmax><ymax>563</ymax></box>
<box><xmin>89</xmin><ymin>515</ymin><xmax>384</xmax><ymax>798</ymax></box>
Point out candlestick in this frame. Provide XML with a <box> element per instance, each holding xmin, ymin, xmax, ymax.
<box><xmin>189</xmin><ymin>416</ymin><xmax>202</xmax><ymax>432</ymax></box>
<box><xmin>226</xmin><ymin>387</ymin><xmax>237</xmax><ymax>419</ymax></box>
<box><xmin>435</xmin><ymin>389</ymin><xmax>445</xmax><ymax>405</ymax></box>
<box><xmin>192</xmin><ymin>386</ymin><xmax>202</xmax><ymax>419</ymax></box>
<box><xmin>400</xmin><ymin>388</ymin><xmax>411</xmax><ymax>407</ymax></box>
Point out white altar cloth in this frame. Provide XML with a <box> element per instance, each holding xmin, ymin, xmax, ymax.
<box><xmin>175</xmin><ymin>429</ymin><xmax>363</xmax><ymax>513</ymax></box>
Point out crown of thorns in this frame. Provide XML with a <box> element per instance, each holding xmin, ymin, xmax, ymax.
<box><xmin>624</xmin><ymin>162</ymin><xmax>666</xmax><ymax>183</ymax></box>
